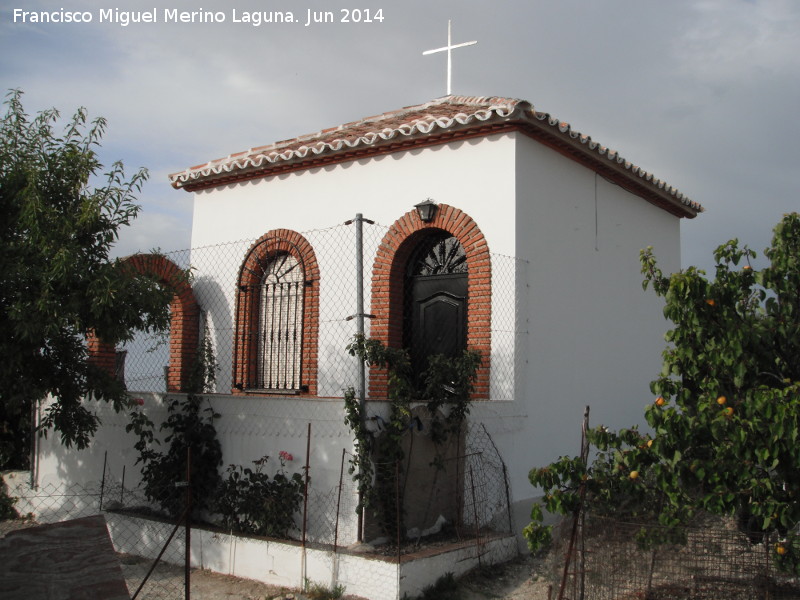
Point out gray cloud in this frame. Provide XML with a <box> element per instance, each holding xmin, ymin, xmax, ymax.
<box><xmin>2</xmin><ymin>0</ymin><xmax>798</xmax><ymax>271</ymax></box>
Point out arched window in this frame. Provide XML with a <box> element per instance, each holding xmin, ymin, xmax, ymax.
<box><xmin>88</xmin><ymin>254</ymin><xmax>200</xmax><ymax>393</ymax></box>
<box><xmin>233</xmin><ymin>230</ymin><xmax>319</xmax><ymax>395</ymax></box>
<box><xmin>256</xmin><ymin>253</ymin><xmax>303</xmax><ymax>390</ymax></box>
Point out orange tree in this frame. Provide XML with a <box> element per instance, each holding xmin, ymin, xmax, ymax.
<box><xmin>525</xmin><ymin>213</ymin><xmax>800</xmax><ymax>571</ymax></box>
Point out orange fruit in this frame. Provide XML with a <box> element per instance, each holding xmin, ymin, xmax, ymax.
<box><xmin>655</xmin><ymin>396</ymin><xmax>666</xmax><ymax>407</ymax></box>
<box><xmin>717</xmin><ymin>396</ymin><xmax>727</xmax><ymax>405</ymax></box>
<box><xmin>629</xmin><ymin>471</ymin><xmax>639</xmax><ymax>480</ymax></box>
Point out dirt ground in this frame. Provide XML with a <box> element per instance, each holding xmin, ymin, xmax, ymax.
<box><xmin>456</xmin><ymin>553</ymin><xmax>552</xmax><ymax>600</ymax></box>
<box><xmin>2</xmin><ymin>517</ymin><xmax>552</xmax><ymax>599</ymax></box>
<box><xmin>170</xmin><ymin>552</ymin><xmax>552</xmax><ymax>600</ymax></box>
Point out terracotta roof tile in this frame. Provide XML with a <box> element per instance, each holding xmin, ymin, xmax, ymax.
<box><xmin>169</xmin><ymin>95</ymin><xmax>702</xmax><ymax>217</ymax></box>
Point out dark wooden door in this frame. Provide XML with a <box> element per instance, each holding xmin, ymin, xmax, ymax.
<box><xmin>405</xmin><ymin>235</ymin><xmax>468</xmax><ymax>377</ymax></box>
<box><xmin>410</xmin><ymin>274</ymin><xmax>467</xmax><ymax>369</ymax></box>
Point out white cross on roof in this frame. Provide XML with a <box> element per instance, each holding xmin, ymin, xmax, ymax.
<box><xmin>422</xmin><ymin>20</ymin><xmax>477</xmax><ymax>96</ymax></box>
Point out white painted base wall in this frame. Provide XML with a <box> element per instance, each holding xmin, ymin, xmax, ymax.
<box><xmin>34</xmin><ymin>392</ymin><xmax>362</xmax><ymax>546</ymax></box>
<box><xmin>4</xmin><ymin>469</ymin><xmax>516</xmax><ymax>600</ymax></box>
<box><xmin>106</xmin><ymin>511</ymin><xmax>517</xmax><ymax>600</ymax></box>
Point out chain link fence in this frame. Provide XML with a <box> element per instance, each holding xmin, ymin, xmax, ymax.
<box><xmin>119</xmin><ymin>217</ymin><xmax>526</xmax><ymax>400</ymax></box>
<box><xmin>4</xmin><ymin>213</ymin><xmax>525</xmax><ymax>596</ymax></box>
<box><xmin>1</xmin><ymin>473</ymin><xmax>186</xmax><ymax>599</ymax></box>
<box><xmin>549</xmin><ymin>510</ymin><xmax>800</xmax><ymax>599</ymax></box>
<box><xmin>541</xmin><ymin>409</ymin><xmax>800</xmax><ymax>600</ymax></box>
<box><xmin>2</xmin><ymin>418</ymin><xmax>514</xmax><ymax>598</ymax></box>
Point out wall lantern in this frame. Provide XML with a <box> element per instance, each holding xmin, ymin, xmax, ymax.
<box><xmin>414</xmin><ymin>198</ymin><xmax>437</xmax><ymax>223</ymax></box>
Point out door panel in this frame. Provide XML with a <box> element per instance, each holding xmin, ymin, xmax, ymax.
<box><xmin>409</xmin><ymin>273</ymin><xmax>467</xmax><ymax>375</ymax></box>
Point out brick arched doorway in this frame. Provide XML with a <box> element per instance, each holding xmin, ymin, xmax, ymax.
<box><xmin>87</xmin><ymin>254</ymin><xmax>199</xmax><ymax>393</ymax></box>
<box><xmin>369</xmin><ymin>204</ymin><xmax>491</xmax><ymax>399</ymax></box>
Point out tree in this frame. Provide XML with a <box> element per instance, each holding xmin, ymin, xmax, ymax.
<box><xmin>525</xmin><ymin>213</ymin><xmax>800</xmax><ymax>572</ymax></box>
<box><xmin>0</xmin><ymin>90</ymin><xmax>177</xmax><ymax>464</ymax></box>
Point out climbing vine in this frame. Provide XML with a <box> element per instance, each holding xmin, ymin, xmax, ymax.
<box><xmin>344</xmin><ymin>334</ymin><xmax>480</xmax><ymax>538</ymax></box>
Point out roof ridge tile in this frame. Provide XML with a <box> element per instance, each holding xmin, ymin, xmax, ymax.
<box><xmin>168</xmin><ymin>95</ymin><xmax>702</xmax><ymax>215</ymax></box>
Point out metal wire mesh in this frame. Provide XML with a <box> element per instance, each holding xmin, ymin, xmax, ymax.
<box><xmin>1</xmin><ymin>475</ymin><xmax>186</xmax><ymax>599</ymax></box>
<box><xmin>551</xmin><ymin>513</ymin><xmax>800</xmax><ymax>600</ymax></box>
<box><xmin>2</xmin><ymin>420</ymin><xmax>511</xmax><ymax>570</ymax></box>
<box><xmin>1</xmin><ymin>416</ymin><xmax>512</xmax><ymax>597</ymax></box>
<box><xmin>356</xmin><ymin>419</ymin><xmax>514</xmax><ymax>553</ymax></box>
<box><xmin>463</xmin><ymin>423</ymin><xmax>514</xmax><ymax>534</ymax></box>
<box><xmin>119</xmin><ymin>217</ymin><xmax>527</xmax><ymax>401</ymax></box>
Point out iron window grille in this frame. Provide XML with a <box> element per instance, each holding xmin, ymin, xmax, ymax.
<box><xmin>253</xmin><ymin>253</ymin><xmax>304</xmax><ymax>391</ymax></box>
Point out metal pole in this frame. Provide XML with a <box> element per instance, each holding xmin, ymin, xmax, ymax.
<box><xmin>355</xmin><ymin>213</ymin><xmax>365</xmax><ymax>410</ymax></box>
<box><xmin>185</xmin><ymin>447</ymin><xmax>191</xmax><ymax>600</ymax></box>
<box><xmin>579</xmin><ymin>407</ymin><xmax>590</xmax><ymax>600</ymax></box>
<box><xmin>334</xmin><ymin>448</ymin><xmax>346</xmax><ymax>553</ymax></box>
<box><xmin>120</xmin><ymin>465</ymin><xmax>126</xmax><ymax>505</ymax></box>
<box><xmin>29</xmin><ymin>399</ymin><xmax>37</xmax><ymax>487</ymax></box>
<box><xmin>396</xmin><ymin>459</ymin><xmax>401</xmax><ymax>563</ymax></box>
<box><xmin>131</xmin><ymin>505</ymin><xmax>190</xmax><ymax>600</ymax></box>
<box><xmin>468</xmin><ymin>465</ymin><xmax>482</xmax><ymax>568</ymax></box>
<box><xmin>502</xmin><ymin>461</ymin><xmax>513</xmax><ymax>533</ymax></box>
<box><xmin>332</xmin><ymin>448</ymin><xmax>346</xmax><ymax>594</ymax></box>
<box><xmin>355</xmin><ymin>213</ymin><xmax>366</xmax><ymax>542</ymax></box>
<box><xmin>302</xmin><ymin>423</ymin><xmax>311</xmax><ymax>591</ymax></box>
<box><xmin>99</xmin><ymin>451</ymin><xmax>107</xmax><ymax>511</ymax></box>
<box><xmin>302</xmin><ymin>423</ymin><xmax>311</xmax><ymax>546</ymax></box>
<box><xmin>456</xmin><ymin>446</ymin><xmax>463</xmax><ymax>538</ymax></box>
<box><xmin>558</xmin><ymin>406</ymin><xmax>590</xmax><ymax>600</ymax></box>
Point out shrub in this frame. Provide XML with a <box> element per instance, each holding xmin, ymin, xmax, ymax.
<box><xmin>215</xmin><ymin>453</ymin><xmax>304</xmax><ymax>538</ymax></box>
<box><xmin>127</xmin><ymin>322</ymin><xmax>222</xmax><ymax>520</ymax></box>
<box><xmin>0</xmin><ymin>480</ymin><xmax>18</xmax><ymax>521</ymax></box>
<box><xmin>305</xmin><ymin>580</ymin><xmax>346</xmax><ymax>600</ymax></box>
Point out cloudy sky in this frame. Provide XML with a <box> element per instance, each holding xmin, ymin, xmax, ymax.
<box><xmin>2</xmin><ymin>0</ymin><xmax>798</xmax><ymax>273</ymax></box>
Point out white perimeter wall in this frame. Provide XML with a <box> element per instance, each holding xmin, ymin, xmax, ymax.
<box><xmin>34</xmin><ymin>393</ymin><xmax>361</xmax><ymax>545</ymax></box>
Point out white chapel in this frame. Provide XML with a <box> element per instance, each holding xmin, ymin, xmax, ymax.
<box><xmin>28</xmin><ymin>94</ymin><xmax>701</xmax><ymax>599</ymax></box>
<box><xmin>168</xmin><ymin>94</ymin><xmax>701</xmax><ymax>534</ymax></box>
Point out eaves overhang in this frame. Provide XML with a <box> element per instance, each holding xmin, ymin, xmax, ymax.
<box><xmin>169</xmin><ymin>96</ymin><xmax>702</xmax><ymax>219</ymax></box>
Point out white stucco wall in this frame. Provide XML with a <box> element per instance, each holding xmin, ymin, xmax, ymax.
<box><xmin>189</xmin><ymin>133</ymin><xmax>519</xmax><ymax>398</ymax></box>
<box><xmin>184</xmin><ymin>129</ymin><xmax>686</xmax><ymax>543</ymax></box>
<box><xmin>104</xmin><ymin>511</ymin><xmax>516</xmax><ymax>600</ymax></box>
<box><xmin>33</xmin><ymin>393</ymin><xmax>361</xmax><ymax>545</ymax></box>
<box><xmin>477</xmin><ymin>133</ymin><xmax>681</xmax><ymax>505</ymax></box>
<box><xmin>190</xmin><ymin>133</ymin><xmax>518</xmax><ymax>253</ymax></box>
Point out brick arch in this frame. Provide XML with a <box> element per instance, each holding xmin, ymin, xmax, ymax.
<box><xmin>232</xmin><ymin>229</ymin><xmax>320</xmax><ymax>395</ymax></box>
<box><xmin>87</xmin><ymin>253</ymin><xmax>200</xmax><ymax>393</ymax></box>
<box><xmin>370</xmin><ymin>204</ymin><xmax>491</xmax><ymax>399</ymax></box>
